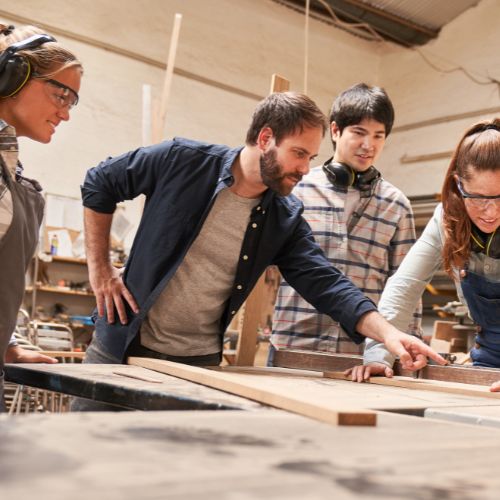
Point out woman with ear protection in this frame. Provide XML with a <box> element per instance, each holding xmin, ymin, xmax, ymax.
<box><xmin>346</xmin><ymin>119</ymin><xmax>500</xmax><ymax>390</ymax></box>
<box><xmin>0</xmin><ymin>24</ymin><xmax>82</xmax><ymax>410</ymax></box>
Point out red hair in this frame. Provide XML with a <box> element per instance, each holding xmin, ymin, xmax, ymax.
<box><xmin>442</xmin><ymin>118</ymin><xmax>500</xmax><ymax>275</ymax></box>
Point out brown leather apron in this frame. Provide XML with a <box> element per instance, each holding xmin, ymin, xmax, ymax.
<box><xmin>0</xmin><ymin>155</ymin><xmax>44</xmax><ymax>411</ymax></box>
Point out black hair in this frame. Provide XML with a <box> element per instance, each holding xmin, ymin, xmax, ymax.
<box><xmin>330</xmin><ymin>83</ymin><xmax>394</xmax><ymax>137</ymax></box>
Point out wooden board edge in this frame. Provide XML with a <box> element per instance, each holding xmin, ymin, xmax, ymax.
<box><xmin>128</xmin><ymin>357</ymin><xmax>376</xmax><ymax>427</ymax></box>
<box><xmin>323</xmin><ymin>371</ymin><xmax>500</xmax><ymax>399</ymax></box>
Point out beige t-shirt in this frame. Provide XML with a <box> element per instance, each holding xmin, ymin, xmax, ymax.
<box><xmin>141</xmin><ymin>188</ymin><xmax>260</xmax><ymax>356</ymax></box>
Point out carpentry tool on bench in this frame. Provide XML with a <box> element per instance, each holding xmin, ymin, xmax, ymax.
<box><xmin>412</xmin><ymin>353</ymin><xmax>457</xmax><ymax>379</ymax></box>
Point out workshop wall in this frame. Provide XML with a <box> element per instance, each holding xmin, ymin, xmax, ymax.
<box><xmin>378</xmin><ymin>0</ymin><xmax>500</xmax><ymax>196</ymax></box>
<box><xmin>2</xmin><ymin>0</ymin><xmax>498</xmax><ymax>245</ymax></box>
<box><xmin>1</xmin><ymin>0</ymin><xmax>379</xmax><ymax>248</ymax></box>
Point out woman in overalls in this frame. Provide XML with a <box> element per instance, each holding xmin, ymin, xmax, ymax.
<box><xmin>0</xmin><ymin>24</ymin><xmax>82</xmax><ymax>410</ymax></box>
<box><xmin>347</xmin><ymin>119</ymin><xmax>500</xmax><ymax>390</ymax></box>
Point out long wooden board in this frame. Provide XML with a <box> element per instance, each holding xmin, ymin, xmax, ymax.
<box><xmin>128</xmin><ymin>357</ymin><xmax>377</xmax><ymax>426</ymax></box>
<box><xmin>274</xmin><ymin>349</ymin><xmax>500</xmax><ymax>386</ymax></box>
<box><xmin>210</xmin><ymin>365</ymin><xmax>321</xmax><ymax>377</ymax></box>
<box><xmin>324</xmin><ymin>371</ymin><xmax>500</xmax><ymax>399</ymax></box>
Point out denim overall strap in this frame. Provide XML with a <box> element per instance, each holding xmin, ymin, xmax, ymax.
<box><xmin>461</xmin><ymin>269</ymin><xmax>500</xmax><ymax>367</ymax></box>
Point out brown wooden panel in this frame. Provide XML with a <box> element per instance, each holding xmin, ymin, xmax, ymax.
<box><xmin>273</xmin><ymin>349</ymin><xmax>362</xmax><ymax>372</ymax></box>
<box><xmin>274</xmin><ymin>349</ymin><xmax>500</xmax><ymax>386</ymax></box>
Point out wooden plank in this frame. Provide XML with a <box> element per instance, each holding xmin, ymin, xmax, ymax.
<box><xmin>234</xmin><ymin>75</ymin><xmax>291</xmax><ymax>366</ymax></box>
<box><xmin>269</xmin><ymin>74</ymin><xmax>290</xmax><ymax>93</ymax></box>
<box><xmin>213</xmin><ymin>366</ymin><xmax>500</xmax><ymax>413</ymax></box>
<box><xmin>324</xmin><ymin>372</ymin><xmax>500</xmax><ymax>400</ymax></box>
<box><xmin>153</xmin><ymin>12</ymin><xmax>182</xmax><ymax>142</ymax></box>
<box><xmin>274</xmin><ymin>349</ymin><xmax>363</xmax><ymax>372</ymax></box>
<box><xmin>128</xmin><ymin>357</ymin><xmax>377</xmax><ymax>426</ymax></box>
<box><xmin>274</xmin><ymin>349</ymin><xmax>500</xmax><ymax>386</ymax></box>
<box><xmin>395</xmin><ymin>364</ymin><xmax>500</xmax><ymax>386</ymax></box>
<box><xmin>211</xmin><ymin>365</ymin><xmax>321</xmax><ymax>377</ymax></box>
<box><xmin>234</xmin><ymin>273</ymin><xmax>266</xmax><ymax>366</ymax></box>
<box><xmin>40</xmin><ymin>350</ymin><xmax>85</xmax><ymax>359</ymax></box>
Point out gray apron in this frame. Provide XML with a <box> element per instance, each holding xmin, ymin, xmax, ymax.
<box><xmin>0</xmin><ymin>156</ymin><xmax>44</xmax><ymax>411</ymax></box>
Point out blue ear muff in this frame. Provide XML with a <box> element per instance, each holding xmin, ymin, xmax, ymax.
<box><xmin>0</xmin><ymin>33</ymin><xmax>56</xmax><ymax>98</ymax></box>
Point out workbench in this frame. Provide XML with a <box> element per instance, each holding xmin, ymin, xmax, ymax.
<box><xmin>6</xmin><ymin>361</ymin><xmax>500</xmax><ymax>417</ymax></box>
<box><xmin>5</xmin><ymin>358</ymin><xmax>500</xmax><ymax>498</ymax></box>
<box><xmin>4</xmin><ymin>363</ymin><xmax>261</xmax><ymax>411</ymax></box>
<box><xmin>2</xmin><ymin>408</ymin><xmax>500</xmax><ymax>499</ymax></box>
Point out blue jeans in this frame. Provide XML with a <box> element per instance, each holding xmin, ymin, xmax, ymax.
<box><xmin>70</xmin><ymin>338</ymin><xmax>127</xmax><ymax>412</ymax></box>
<box><xmin>71</xmin><ymin>337</ymin><xmax>222</xmax><ymax>411</ymax></box>
<box><xmin>266</xmin><ymin>344</ymin><xmax>277</xmax><ymax>367</ymax></box>
<box><xmin>0</xmin><ymin>371</ymin><xmax>5</xmax><ymax>413</ymax></box>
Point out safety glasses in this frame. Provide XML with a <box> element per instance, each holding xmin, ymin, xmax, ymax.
<box><xmin>33</xmin><ymin>73</ymin><xmax>79</xmax><ymax>110</ymax></box>
<box><xmin>455</xmin><ymin>177</ymin><xmax>500</xmax><ymax>209</ymax></box>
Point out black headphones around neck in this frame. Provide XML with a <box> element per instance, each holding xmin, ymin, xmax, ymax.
<box><xmin>0</xmin><ymin>33</ymin><xmax>56</xmax><ymax>98</ymax></box>
<box><xmin>322</xmin><ymin>158</ymin><xmax>381</xmax><ymax>191</ymax></box>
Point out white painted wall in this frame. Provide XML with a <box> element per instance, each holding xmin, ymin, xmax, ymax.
<box><xmin>1</xmin><ymin>0</ymin><xmax>379</xmax><ymax>248</ymax></box>
<box><xmin>2</xmin><ymin>0</ymin><xmax>499</xmax><ymax>245</ymax></box>
<box><xmin>378</xmin><ymin>0</ymin><xmax>500</xmax><ymax>196</ymax></box>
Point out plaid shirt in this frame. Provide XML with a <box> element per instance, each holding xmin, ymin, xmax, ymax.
<box><xmin>271</xmin><ymin>165</ymin><xmax>422</xmax><ymax>354</ymax></box>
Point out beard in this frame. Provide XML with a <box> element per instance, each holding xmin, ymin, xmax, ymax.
<box><xmin>260</xmin><ymin>148</ymin><xmax>302</xmax><ymax>196</ymax></box>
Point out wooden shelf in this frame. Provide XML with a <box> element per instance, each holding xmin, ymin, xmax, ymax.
<box><xmin>44</xmin><ymin>255</ymin><xmax>123</xmax><ymax>267</ymax></box>
<box><xmin>25</xmin><ymin>285</ymin><xmax>94</xmax><ymax>297</ymax></box>
<box><xmin>50</xmin><ymin>255</ymin><xmax>87</xmax><ymax>265</ymax></box>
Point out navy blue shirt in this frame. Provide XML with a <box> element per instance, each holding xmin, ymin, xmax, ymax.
<box><xmin>82</xmin><ymin>138</ymin><xmax>376</xmax><ymax>361</ymax></box>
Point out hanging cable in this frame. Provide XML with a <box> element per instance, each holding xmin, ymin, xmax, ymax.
<box><xmin>276</xmin><ymin>0</ymin><xmax>500</xmax><ymax>93</ymax></box>
<box><xmin>413</xmin><ymin>47</ymin><xmax>500</xmax><ymax>90</ymax></box>
<box><xmin>304</xmin><ymin>0</ymin><xmax>310</xmax><ymax>93</ymax></box>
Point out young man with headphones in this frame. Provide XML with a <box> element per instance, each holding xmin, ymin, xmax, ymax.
<box><xmin>270</xmin><ymin>83</ymin><xmax>421</xmax><ymax>370</ymax></box>
<box><xmin>0</xmin><ymin>24</ymin><xmax>82</xmax><ymax>410</ymax></box>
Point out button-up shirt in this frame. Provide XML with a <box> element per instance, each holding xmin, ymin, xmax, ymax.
<box><xmin>82</xmin><ymin>138</ymin><xmax>377</xmax><ymax>361</ymax></box>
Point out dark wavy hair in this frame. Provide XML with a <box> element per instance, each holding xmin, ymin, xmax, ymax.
<box><xmin>442</xmin><ymin>118</ymin><xmax>500</xmax><ymax>275</ymax></box>
<box><xmin>245</xmin><ymin>91</ymin><xmax>327</xmax><ymax>146</ymax></box>
<box><xmin>329</xmin><ymin>83</ymin><xmax>394</xmax><ymax>142</ymax></box>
